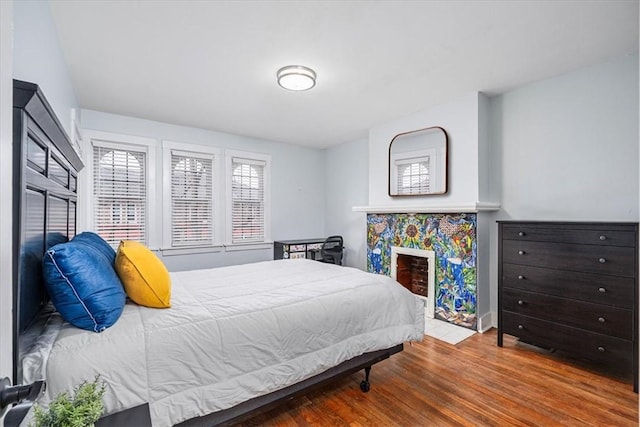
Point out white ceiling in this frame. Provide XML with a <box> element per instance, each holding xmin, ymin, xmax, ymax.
<box><xmin>49</xmin><ymin>1</ymin><xmax>639</xmax><ymax>148</ymax></box>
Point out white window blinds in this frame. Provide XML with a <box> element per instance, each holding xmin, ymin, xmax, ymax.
<box><xmin>170</xmin><ymin>151</ymin><xmax>213</xmax><ymax>246</ymax></box>
<box><xmin>231</xmin><ymin>157</ymin><xmax>265</xmax><ymax>243</ymax></box>
<box><xmin>93</xmin><ymin>145</ymin><xmax>147</xmax><ymax>246</ymax></box>
<box><xmin>397</xmin><ymin>158</ymin><xmax>430</xmax><ymax>195</ymax></box>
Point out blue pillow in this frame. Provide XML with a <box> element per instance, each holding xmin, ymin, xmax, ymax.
<box><xmin>43</xmin><ymin>241</ymin><xmax>125</xmax><ymax>332</ymax></box>
<box><xmin>72</xmin><ymin>232</ymin><xmax>116</xmax><ymax>264</ymax></box>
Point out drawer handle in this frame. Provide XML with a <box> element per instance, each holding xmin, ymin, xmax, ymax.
<box><xmin>518</xmin><ymin>231</ymin><xmax>525</xmax><ymax>237</ymax></box>
<box><xmin>518</xmin><ymin>324</ymin><xmax>524</xmax><ymax>330</ymax></box>
<box><xmin>599</xmin><ymin>235</ymin><xmax>607</xmax><ymax>241</ymax></box>
<box><xmin>518</xmin><ymin>250</ymin><xmax>525</xmax><ymax>255</ymax></box>
<box><xmin>517</xmin><ymin>275</ymin><xmax>524</xmax><ymax>280</ymax></box>
<box><xmin>598</xmin><ymin>317</ymin><xmax>606</xmax><ymax>323</ymax></box>
<box><xmin>597</xmin><ymin>346</ymin><xmax>605</xmax><ymax>352</ymax></box>
<box><xmin>598</xmin><ymin>258</ymin><xmax>606</xmax><ymax>264</ymax></box>
<box><xmin>598</xmin><ymin>287</ymin><xmax>606</xmax><ymax>293</ymax></box>
<box><xmin>517</xmin><ymin>300</ymin><xmax>524</xmax><ymax>305</ymax></box>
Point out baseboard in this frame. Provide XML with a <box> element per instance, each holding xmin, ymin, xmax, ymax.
<box><xmin>477</xmin><ymin>311</ymin><xmax>495</xmax><ymax>333</ymax></box>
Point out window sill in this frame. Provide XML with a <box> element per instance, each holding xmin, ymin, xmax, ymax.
<box><xmin>160</xmin><ymin>245</ymin><xmax>223</xmax><ymax>257</ymax></box>
<box><xmin>224</xmin><ymin>241</ymin><xmax>273</xmax><ymax>252</ymax></box>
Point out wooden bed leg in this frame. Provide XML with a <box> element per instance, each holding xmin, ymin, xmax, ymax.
<box><xmin>359</xmin><ymin>366</ymin><xmax>371</xmax><ymax>392</ymax></box>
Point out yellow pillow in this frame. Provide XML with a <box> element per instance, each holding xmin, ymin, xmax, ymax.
<box><xmin>115</xmin><ymin>240</ymin><xmax>171</xmax><ymax>308</ymax></box>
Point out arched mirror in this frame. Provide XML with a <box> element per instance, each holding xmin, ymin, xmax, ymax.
<box><xmin>388</xmin><ymin>126</ymin><xmax>448</xmax><ymax>196</ymax></box>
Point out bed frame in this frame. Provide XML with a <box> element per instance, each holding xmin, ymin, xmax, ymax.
<box><xmin>12</xmin><ymin>80</ymin><xmax>405</xmax><ymax>425</ymax></box>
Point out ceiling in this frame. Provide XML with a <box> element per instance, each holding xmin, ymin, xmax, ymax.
<box><xmin>49</xmin><ymin>1</ymin><xmax>639</xmax><ymax>148</ymax></box>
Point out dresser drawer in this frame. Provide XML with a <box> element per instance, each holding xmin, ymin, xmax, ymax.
<box><xmin>501</xmin><ymin>224</ymin><xmax>636</xmax><ymax>247</ymax></box>
<box><xmin>498</xmin><ymin>221</ymin><xmax>638</xmax><ymax>391</ymax></box>
<box><xmin>502</xmin><ymin>287</ymin><xmax>632</xmax><ymax>339</ymax></box>
<box><xmin>502</xmin><ymin>240</ymin><xmax>636</xmax><ymax>277</ymax></box>
<box><xmin>502</xmin><ymin>312</ymin><xmax>633</xmax><ymax>369</ymax></box>
<box><xmin>502</xmin><ymin>263</ymin><xmax>634</xmax><ymax>309</ymax></box>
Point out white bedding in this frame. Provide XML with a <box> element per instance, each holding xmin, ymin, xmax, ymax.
<box><xmin>23</xmin><ymin>259</ymin><xmax>424</xmax><ymax>427</ymax></box>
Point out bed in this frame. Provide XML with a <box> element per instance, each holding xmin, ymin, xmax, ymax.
<box><xmin>12</xmin><ymin>80</ymin><xmax>425</xmax><ymax>426</ymax></box>
<box><xmin>22</xmin><ymin>259</ymin><xmax>424</xmax><ymax>426</ymax></box>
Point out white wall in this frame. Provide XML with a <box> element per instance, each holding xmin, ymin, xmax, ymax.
<box><xmin>488</xmin><ymin>53</ymin><xmax>639</xmax><ymax>324</ymax></box>
<box><xmin>81</xmin><ymin>110</ymin><xmax>326</xmax><ymax>271</ymax></box>
<box><xmin>13</xmin><ymin>0</ymin><xmax>78</xmax><ymax>136</ymax></box>
<box><xmin>324</xmin><ymin>138</ymin><xmax>369</xmax><ymax>269</ymax></box>
<box><xmin>0</xmin><ymin>0</ymin><xmax>14</xmax><ymax>384</ymax></box>
<box><xmin>368</xmin><ymin>92</ymin><xmax>484</xmax><ymax>207</ymax></box>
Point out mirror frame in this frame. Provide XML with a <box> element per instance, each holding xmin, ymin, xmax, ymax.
<box><xmin>388</xmin><ymin>126</ymin><xmax>449</xmax><ymax>197</ymax></box>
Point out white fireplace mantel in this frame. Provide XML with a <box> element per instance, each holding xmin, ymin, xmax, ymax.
<box><xmin>352</xmin><ymin>201</ymin><xmax>500</xmax><ymax>214</ymax></box>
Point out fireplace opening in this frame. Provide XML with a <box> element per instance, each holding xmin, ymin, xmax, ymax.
<box><xmin>396</xmin><ymin>254</ymin><xmax>428</xmax><ymax>297</ymax></box>
<box><xmin>390</xmin><ymin>246</ymin><xmax>436</xmax><ymax>318</ymax></box>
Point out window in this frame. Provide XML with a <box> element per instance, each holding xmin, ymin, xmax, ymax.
<box><xmin>226</xmin><ymin>151</ymin><xmax>271</xmax><ymax>245</ymax></box>
<box><xmin>391</xmin><ymin>148</ymin><xmax>438</xmax><ymax>195</ymax></box>
<box><xmin>163</xmin><ymin>141</ymin><xmax>218</xmax><ymax>248</ymax></box>
<box><xmin>93</xmin><ymin>145</ymin><xmax>147</xmax><ymax>246</ymax></box>
<box><xmin>231</xmin><ymin>161</ymin><xmax>264</xmax><ymax>242</ymax></box>
<box><xmin>85</xmin><ymin>133</ymin><xmax>272</xmax><ymax>253</ymax></box>
<box><xmin>397</xmin><ymin>158</ymin><xmax>430</xmax><ymax>195</ymax></box>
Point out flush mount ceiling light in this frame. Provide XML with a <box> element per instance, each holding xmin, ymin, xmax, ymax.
<box><xmin>277</xmin><ymin>65</ymin><xmax>316</xmax><ymax>91</ymax></box>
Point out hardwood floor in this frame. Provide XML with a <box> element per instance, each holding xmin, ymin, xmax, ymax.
<box><xmin>238</xmin><ymin>329</ymin><xmax>638</xmax><ymax>426</ymax></box>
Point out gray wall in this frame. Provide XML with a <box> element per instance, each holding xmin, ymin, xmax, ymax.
<box><xmin>81</xmin><ymin>110</ymin><xmax>326</xmax><ymax>271</ymax></box>
<box><xmin>491</xmin><ymin>54</ymin><xmax>638</xmax><ymax>221</ymax></box>
<box><xmin>488</xmin><ymin>53</ymin><xmax>639</xmax><ymax>322</ymax></box>
<box><xmin>3</xmin><ymin>0</ymin><xmax>80</xmax><ymax>381</ymax></box>
<box><xmin>13</xmin><ymin>0</ymin><xmax>78</xmax><ymax>136</ymax></box>
<box><xmin>324</xmin><ymin>138</ymin><xmax>369</xmax><ymax>269</ymax></box>
<box><xmin>0</xmin><ymin>0</ymin><xmax>14</xmax><ymax>382</ymax></box>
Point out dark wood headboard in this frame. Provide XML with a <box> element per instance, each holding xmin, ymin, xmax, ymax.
<box><xmin>12</xmin><ymin>80</ymin><xmax>84</xmax><ymax>382</ymax></box>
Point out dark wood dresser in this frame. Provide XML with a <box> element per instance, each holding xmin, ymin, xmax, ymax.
<box><xmin>497</xmin><ymin>221</ymin><xmax>638</xmax><ymax>392</ymax></box>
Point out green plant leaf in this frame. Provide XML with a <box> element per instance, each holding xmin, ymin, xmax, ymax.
<box><xmin>31</xmin><ymin>376</ymin><xmax>105</xmax><ymax>427</ymax></box>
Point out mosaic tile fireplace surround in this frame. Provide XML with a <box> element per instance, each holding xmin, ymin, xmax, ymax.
<box><xmin>367</xmin><ymin>213</ymin><xmax>477</xmax><ymax>329</ymax></box>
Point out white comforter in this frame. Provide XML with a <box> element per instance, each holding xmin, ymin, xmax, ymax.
<box><xmin>24</xmin><ymin>259</ymin><xmax>424</xmax><ymax>426</ymax></box>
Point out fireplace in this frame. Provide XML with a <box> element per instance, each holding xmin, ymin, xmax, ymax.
<box><xmin>366</xmin><ymin>213</ymin><xmax>477</xmax><ymax>329</ymax></box>
<box><xmin>390</xmin><ymin>246</ymin><xmax>435</xmax><ymax>318</ymax></box>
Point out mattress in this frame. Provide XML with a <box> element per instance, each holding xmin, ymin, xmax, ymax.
<box><xmin>23</xmin><ymin>259</ymin><xmax>425</xmax><ymax>427</ymax></box>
